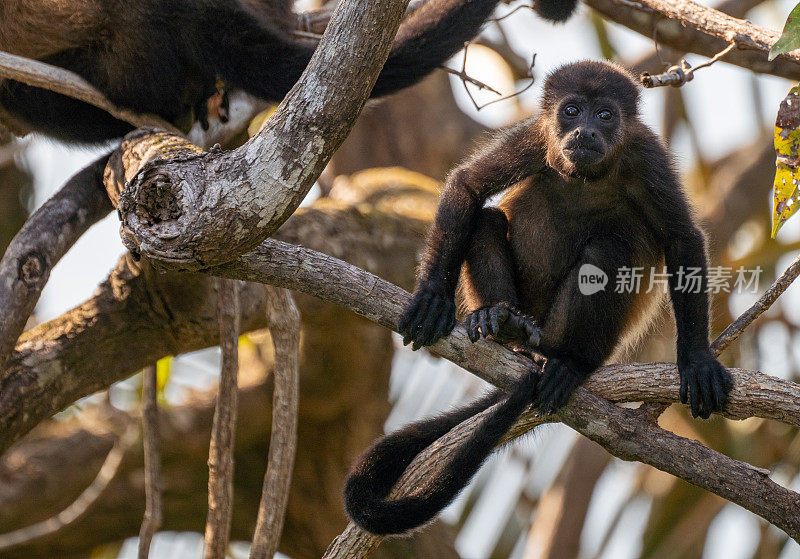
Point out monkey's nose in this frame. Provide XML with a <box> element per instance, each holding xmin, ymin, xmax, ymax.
<box><xmin>574</xmin><ymin>129</ymin><xmax>597</xmax><ymax>139</ymax></box>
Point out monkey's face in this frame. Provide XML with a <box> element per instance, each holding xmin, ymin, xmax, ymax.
<box><xmin>549</xmin><ymin>96</ymin><xmax>622</xmax><ymax>178</ymax></box>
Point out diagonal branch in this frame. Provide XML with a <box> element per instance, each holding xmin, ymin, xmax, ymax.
<box><xmin>711</xmin><ymin>252</ymin><xmax>800</xmax><ymax>355</ymax></box>
<box><xmin>0</xmin><ymin>421</ymin><xmax>138</xmax><ymax>550</ymax></box>
<box><xmin>207</xmin><ymin>240</ymin><xmax>800</xmax><ymax>547</ymax></box>
<box><xmin>0</xmin><ymin>154</ymin><xmax>112</xmax><ymax>368</ymax></box>
<box><xmin>106</xmin><ymin>0</ymin><xmax>411</xmax><ymax>271</ymax></box>
<box><xmin>584</xmin><ymin>0</ymin><xmax>800</xmax><ymax>80</ymax></box>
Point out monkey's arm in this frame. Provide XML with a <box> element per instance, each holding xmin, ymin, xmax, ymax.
<box><xmin>534</xmin><ymin>235</ymin><xmax>633</xmax><ymax>413</ymax></box>
<box><xmin>399</xmin><ymin>121</ymin><xmax>545</xmax><ymax>349</ymax></box>
<box><xmin>664</xmin><ymin>226</ymin><xmax>733</xmax><ymax>418</ymax></box>
<box><xmin>642</xmin><ymin>143</ymin><xmax>733</xmax><ymax>418</ymax></box>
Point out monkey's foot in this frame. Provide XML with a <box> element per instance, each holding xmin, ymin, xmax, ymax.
<box><xmin>534</xmin><ymin>357</ymin><xmax>585</xmax><ymax>415</ymax></box>
<box><xmin>398</xmin><ymin>287</ymin><xmax>457</xmax><ymax>351</ymax></box>
<box><xmin>465</xmin><ymin>303</ymin><xmax>541</xmax><ymax>347</ymax></box>
<box><xmin>678</xmin><ymin>349</ymin><xmax>733</xmax><ymax>419</ymax></box>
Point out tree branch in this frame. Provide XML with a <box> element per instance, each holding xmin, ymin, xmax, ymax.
<box><xmin>0</xmin><ymin>421</ymin><xmax>138</xmax><ymax>550</ymax></box>
<box><xmin>203</xmin><ymin>279</ymin><xmax>241</xmax><ymax>559</ymax></box>
<box><xmin>105</xmin><ymin>0</ymin><xmax>411</xmax><ymax>271</ymax></box>
<box><xmin>250</xmin><ymin>287</ymin><xmax>301</xmax><ymax>559</ymax></box>
<box><xmin>0</xmin><ymin>154</ymin><xmax>112</xmax><ymax>368</ymax></box>
<box><xmin>584</xmin><ymin>0</ymin><xmax>800</xmax><ymax>80</ymax></box>
<box><xmin>138</xmin><ymin>365</ymin><xmax>162</xmax><ymax>559</ymax></box>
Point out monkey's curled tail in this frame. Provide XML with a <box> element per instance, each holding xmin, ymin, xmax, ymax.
<box><xmin>344</xmin><ymin>367</ymin><xmax>539</xmax><ymax>535</ymax></box>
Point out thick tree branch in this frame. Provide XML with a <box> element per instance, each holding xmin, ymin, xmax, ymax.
<box><xmin>106</xmin><ymin>0</ymin><xmax>410</xmax><ymax>271</ymax></box>
<box><xmin>584</xmin><ymin>0</ymin><xmax>800</xmax><ymax>80</ymax></box>
<box><xmin>3</xmin><ymin>177</ymin><xmax>800</xmax><ymax>547</ymax></box>
<box><xmin>0</xmin><ymin>190</ymin><xmax>425</xmax><ymax>452</ymax></box>
<box><xmin>0</xmin><ymin>154</ymin><xmax>112</xmax><ymax>368</ymax></box>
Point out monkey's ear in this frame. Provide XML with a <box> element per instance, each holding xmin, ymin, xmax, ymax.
<box><xmin>534</xmin><ymin>0</ymin><xmax>579</xmax><ymax>22</ymax></box>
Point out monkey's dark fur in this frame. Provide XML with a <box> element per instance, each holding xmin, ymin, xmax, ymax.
<box><xmin>345</xmin><ymin>60</ymin><xmax>733</xmax><ymax>536</ymax></box>
<box><xmin>0</xmin><ymin>0</ymin><xmax>578</xmax><ymax>144</ymax></box>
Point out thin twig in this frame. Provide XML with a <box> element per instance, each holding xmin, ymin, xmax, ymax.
<box><xmin>0</xmin><ymin>422</ymin><xmax>137</xmax><ymax>550</ymax></box>
<box><xmin>250</xmin><ymin>287</ymin><xmax>301</xmax><ymax>559</ymax></box>
<box><xmin>641</xmin><ymin>42</ymin><xmax>737</xmax><ymax>88</ymax></box>
<box><xmin>488</xmin><ymin>2</ymin><xmax>536</xmax><ymax>22</ymax></box>
<box><xmin>203</xmin><ymin>279</ymin><xmax>241</xmax><ymax>559</ymax></box>
<box><xmin>440</xmin><ymin>64</ymin><xmax>502</xmax><ymax>95</ymax></box>
<box><xmin>457</xmin><ymin>42</ymin><xmax>537</xmax><ymax>111</ymax></box>
<box><xmin>711</xmin><ymin>252</ymin><xmax>800</xmax><ymax>356</ymax></box>
<box><xmin>138</xmin><ymin>365</ymin><xmax>162</xmax><ymax>559</ymax></box>
<box><xmin>0</xmin><ymin>51</ymin><xmax>181</xmax><ymax>134</ymax></box>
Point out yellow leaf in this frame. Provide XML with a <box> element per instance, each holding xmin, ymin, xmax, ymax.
<box><xmin>772</xmin><ymin>85</ymin><xmax>800</xmax><ymax>237</ymax></box>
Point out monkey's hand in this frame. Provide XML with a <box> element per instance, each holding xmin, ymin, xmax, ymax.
<box><xmin>465</xmin><ymin>304</ymin><xmax>541</xmax><ymax>348</ymax></box>
<box><xmin>534</xmin><ymin>357</ymin><xmax>585</xmax><ymax>415</ymax></box>
<box><xmin>678</xmin><ymin>348</ymin><xmax>733</xmax><ymax>419</ymax></box>
<box><xmin>398</xmin><ymin>286</ymin><xmax>457</xmax><ymax>351</ymax></box>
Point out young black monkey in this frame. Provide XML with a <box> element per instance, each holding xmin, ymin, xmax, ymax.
<box><xmin>0</xmin><ymin>0</ymin><xmax>579</xmax><ymax>144</ymax></box>
<box><xmin>344</xmin><ymin>60</ymin><xmax>733</xmax><ymax>535</ymax></box>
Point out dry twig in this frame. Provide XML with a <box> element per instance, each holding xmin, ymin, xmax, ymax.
<box><xmin>641</xmin><ymin>42</ymin><xmax>737</xmax><ymax>87</ymax></box>
<box><xmin>711</xmin><ymin>252</ymin><xmax>800</xmax><ymax>355</ymax></box>
<box><xmin>203</xmin><ymin>279</ymin><xmax>241</xmax><ymax>559</ymax></box>
<box><xmin>250</xmin><ymin>287</ymin><xmax>301</xmax><ymax>559</ymax></box>
<box><xmin>0</xmin><ymin>422</ymin><xmax>138</xmax><ymax>550</ymax></box>
<box><xmin>138</xmin><ymin>365</ymin><xmax>162</xmax><ymax>559</ymax></box>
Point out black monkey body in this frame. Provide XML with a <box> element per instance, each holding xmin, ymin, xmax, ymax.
<box><xmin>345</xmin><ymin>60</ymin><xmax>733</xmax><ymax>535</ymax></box>
<box><xmin>0</xmin><ymin>0</ymin><xmax>579</xmax><ymax>144</ymax></box>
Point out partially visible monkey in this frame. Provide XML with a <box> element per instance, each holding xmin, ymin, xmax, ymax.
<box><xmin>344</xmin><ymin>60</ymin><xmax>733</xmax><ymax>535</ymax></box>
<box><xmin>0</xmin><ymin>0</ymin><xmax>580</xmax><ymax>144</ymax></box>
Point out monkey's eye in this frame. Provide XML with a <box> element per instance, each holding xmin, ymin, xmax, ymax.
<box><xmin>563</xmin><ymin>104</ymin><xmax>580</xmax><ymax>117</ymax></box>
<box><xmin>596</xmin><ymin>109</ymin><xmax>613</xmax><ymax>121</ymax></box>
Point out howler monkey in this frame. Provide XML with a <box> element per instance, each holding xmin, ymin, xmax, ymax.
<box><xmin>0</xmin><ymin>0</ymin><xmax>579</xmax><ymax>144</ymax></box>
<box><xmin>344</xmin><ymin>60</ymin><xmax>734</xmax><ymax>535</ymax></box>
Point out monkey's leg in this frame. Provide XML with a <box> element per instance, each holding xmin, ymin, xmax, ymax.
<box><xmin>535</xmin><ymin>236</ymin><xmax>633</xmax><ymax>414</ymax></box>
<box><xmin>461</xmin><ymin>208</ymin><xmax>541</xmax><ymax>347</ymax></box>
<box><xmin>398</xmin><ymin>121</ymin><xmax>544</xmax><ymax>350</ymax></box>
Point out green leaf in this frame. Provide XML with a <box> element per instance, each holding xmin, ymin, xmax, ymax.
<box><xmin>770</xmin><ymin>3</ymin><xmax>800</xmax><ymax>61</ymax></box>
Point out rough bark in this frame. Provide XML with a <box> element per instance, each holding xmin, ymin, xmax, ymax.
<box><xmin>0</xmin><ymin>172</ymin><xmax>455</xmax><ymax>559</ymax></box>
<box><xmin>585</xmin><ymin>0</ymin><xmax>800</xmax><ymax>80</ymax></box>
<box><xmin>250</xmin><ymin>287</ymin><xmax>300</xmax><ymax>559</ymax></box>
<box><xmin>0</xmin><ymin>154</ymin><xmax>112</xmax><ymax>368</ymax></box>
<box><xmin>105</xmin><ymin>0</ymin><xmax>410</xmax><ymax>271</ymax></box>
<box><xmin>0</xmin><ymin>173</ymin><xmax>430</xmax><ymax>452</ymax></box>
<box><xmin>329</xmin><ymin>72</ymin><xmax>486</xmax><ymax>182</ymax></box>
<box><xmin>203</xmin><ymin>279</ymin><xmax>241</xmax><ymax>559</ymax></box>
